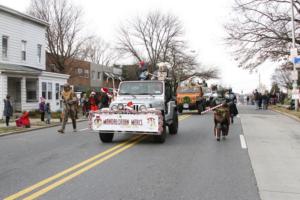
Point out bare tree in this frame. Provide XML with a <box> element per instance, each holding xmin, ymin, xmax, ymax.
<box><xmin>28</xmin><ymin>0</ymin><xmax>89</xmax><ymax>72</ymax></box>
<box><xmin>272</xmin><ymin>66</ymin><xmax>296</xmax><ymax>89</ymax></box>
<box><xmin>117</xmin><ymin>10</ymin><xmax>219</xmax><ymax>89</ymax></box>
<box><xmin>79</xmin><ymin>36</ymin><xmax>119</xmax><ymax>66</ymax></box>
<box><xmin>225</xmin><ymin>0</ymin><xmax>300</xmax><ymax>70</ymax></box>
<box><xmin>117</xmin><ymin>11</ymin><xmax>184</xmax><ymax>72</ymax></box>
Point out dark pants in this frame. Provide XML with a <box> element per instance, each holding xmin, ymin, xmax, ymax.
<box><xmin>5</xmin><ymin>116</ymin><xmax>10</xmax><ymax>126</ymax></box>
<box><xmin>41</xmin><ymin>112</ymin><xmax>45</xmax><ymax>121</ymax></box>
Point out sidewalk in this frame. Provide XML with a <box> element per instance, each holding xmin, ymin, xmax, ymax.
<box><xmin>0</xmin><ymin>117</ymin><xmax>87</xmax><ymax>137</ymax></box>
<box><xmin>239</xmin><ymin>105</ymin><xmax>300</xmax><ymax>200</ymax></box>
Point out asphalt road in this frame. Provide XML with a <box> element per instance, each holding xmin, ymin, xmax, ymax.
<box><xmin>0</xmin><ymin>110</ymin><xmax>260</xmax><ymax>200</ymax></box>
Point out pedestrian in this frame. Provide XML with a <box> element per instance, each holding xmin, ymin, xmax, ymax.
<box><xmin>100</xmin><ymin>88</ymin><xmax>109</xmax><ymax>108</ymax></box>
<box><xmin>89</xmin><ymin>91</ymin><xmax>99</xmax><ymax>111</ymax></box>
<box><xmin>57</xmin><ymin>83</ymin><xmax>78</xmax><ymax>133</ymax></box>
<box><xmin>261</xmin><ymin>91</ymin><xmax>269</xmax><ymax>110</ymax></box>
<box><xmin>246</xmin><ymin>96</ymin><xmax>250</xmax><ymax>105</ymax></box>
<box><xmin>39</xmin><ymin>97</ymin><xmax>46</xmax><ymax>121</ymax></box>
<box><xmin>45</xmin><ymin>102</ymin><xmax>51</xmax><ymax>124</ymax></box>
<box><xmin>16</xmin><ymin>111</ymin><xmax>30</xmax><ymax>128</ymax></box>
<box><xmin>3</xmin><ymin>95</ymin><xmax>13</xmax><ymax>126</ymax></box>
<box><xmin>253</xmin><ymin>90</ymin><xmax>259</xmax><ymax>109</ymax></box>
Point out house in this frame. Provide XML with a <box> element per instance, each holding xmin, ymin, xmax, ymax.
<box><xmin>0</xmin><ymin>5</ymin><xmax>69</xmax><ymax>116</ymax></box>
<box><xmin>47</xmin><ymin>54</ymin><xmax>124</xmax><ymax>93</ymax></box>
<box><xmin>47</xmin><ymin>54</ymin><xmax>91</xmax><ymax>93</ymax></box>
<box><xmin>90</xmin><ymin>63</ymin><xmax>123</xmax><ymax>91</ymax></box>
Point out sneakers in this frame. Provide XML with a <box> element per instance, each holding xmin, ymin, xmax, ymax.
<box><xmin>57</xmin><ymin>129</ymin><xmax>64</xmax><ymax>134</ymax></box>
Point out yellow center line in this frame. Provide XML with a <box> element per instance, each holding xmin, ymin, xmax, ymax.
<box><xmin>4</xmin><ymin>135</ymin><xmax>142</xmax><ymax>200</ymax></box>
<box><xmin>5</xmin><ymin>116</ymin><xmax>191</xmax><ymax>200</ymax></box>
<box><xmin>23</xmin><ymin>136</ymin><xmax>147</xmax><ymax>200</ymax></box>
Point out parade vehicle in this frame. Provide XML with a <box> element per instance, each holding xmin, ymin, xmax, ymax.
<box><xmin>176</xmin><ymin>83</ymin><xmax>207</xmax><ymax>114</ymax></box>
<box><xmin>89</xmin><ymin>62</ymin><xmax>178</xmax><ymax>143</ymax></box>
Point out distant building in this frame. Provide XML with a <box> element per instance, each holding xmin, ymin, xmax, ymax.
<box><xmin>0</xmin><ymin>5</ymin><xmax>69</xmax><ymax>115</ymax></box>
<box><xmin>47</xmin><ymin>54</ymin><xmax>123</xmax><ymax>93</ymax></box>
<box><xmin>90</xmin><ymin>64</ymin><xmax>123</xmax><ymax>90</ymax></box>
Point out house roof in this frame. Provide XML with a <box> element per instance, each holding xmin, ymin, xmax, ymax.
<box><xmin>0</xmin><ymin>63</ymin><xmax>42</xmax><ymax>75</ymax></box>
<box><xmin>0</xmin><ymin>5</ymin><xmax>49</xmax><ymax>27</ymax></box>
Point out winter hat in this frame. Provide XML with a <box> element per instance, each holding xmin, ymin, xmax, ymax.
<box><xmin>101</xmin><ymin>88</ymin><xmax>108</xmax><ymax>93</ymax></box>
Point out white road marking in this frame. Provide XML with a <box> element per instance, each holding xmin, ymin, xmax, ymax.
<box><xmin>240</xmin><ymin>135</ymin><xmax>247</xmax><ymax>149</ymax></box>
<box><xmin>79</xmin><ymin>128</ymin><xmax>89</xmax><ymax>132</ymax></box>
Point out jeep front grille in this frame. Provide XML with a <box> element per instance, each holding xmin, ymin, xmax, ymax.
<box><xmin>133</xmin><ymin>105</ymin><xmax>139</xmax><ymax>111</ymax></box>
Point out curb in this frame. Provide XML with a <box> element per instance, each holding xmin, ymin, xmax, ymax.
<box><xmin>0</xmin><ymin>119</ymin><xmax>88</xmax><ymax>137</ymax></box>
<box><xmin>270</xmin><ymin>108</ymin><xmax>300</xmax><ymax>123</ymax></box>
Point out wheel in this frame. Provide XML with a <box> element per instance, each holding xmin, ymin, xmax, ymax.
<box><xmin>153</xmin><ymin>123</ymin><xmax>166</xmax><ymax>143</ymax></box>
<box><xmin>169</xmin><ymin>113</ymin><xmax>178</xmax><ymax>135</ymax></box>
<box><xmin>178</xmin><ymin>106</ymin><xmax>183</xmax><ymax>114</ymax></box>
<box><xmin>99</xmin><ymin>132</ymin><xmax>114</xmax><ymax>143</ymax></box>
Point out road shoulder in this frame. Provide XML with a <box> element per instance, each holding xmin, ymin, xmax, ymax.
<box><xmin>240</xmin><ymin>110</ymin><xmax>300</xmax><ymax>200</ymax></box>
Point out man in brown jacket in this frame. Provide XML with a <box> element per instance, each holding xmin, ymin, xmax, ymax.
<box><xmin>58</xmin><ymin>83</ymin><xmax>78</xmax><ymax>133</ymax></box>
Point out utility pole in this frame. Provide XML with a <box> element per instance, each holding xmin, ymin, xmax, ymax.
<box><xmin>291</xmin><ymin>0</ymin><xmax>299</xmax><ymax>111</ymax></box>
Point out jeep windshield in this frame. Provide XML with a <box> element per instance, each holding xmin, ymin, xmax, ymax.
<box><xmin>119</xmin><ymin>82</ymin><xmax>163</xmax><ymax>95</ymax></box>
<box><xmin>177</xmin><ymin>87</ymin><xmax>201</xmax><ymax>93</ymax></box>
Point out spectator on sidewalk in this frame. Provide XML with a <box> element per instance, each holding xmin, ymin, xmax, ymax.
<box><xmin>89</xmin><ymin>91</ymin><xmax>99</xmax><ymax>111</ymax></box>
<box><xmin>262</xmin><ymin>91</ymin><xmax>269</xmax><ymax>110</ymax></box>
<box><xmin>39</xmin><ymin>97</ymin><xmax>46</xmax><ymax>122</ymax></box>
<box><xmin>3</xmin><ymin>95</ymin><xmax>13</xmax><ymax>126</ymax></box>
<box><xmin>16</xmin><ymin>111</ymin><xmax>30</xmax><ymax>128</ymax></box>
<box><xmin>45</xmin><ymin>102</ymin><xmax>51</xmax><ymax>124</ymax></box>
<box><xmin>253</xmin><ymin>90</ymin><xmax>260</xmax><ymax>109</ymax></box>
<box><xmin>100</xmin><ymin>88</ymin><xmax>109</xmax><ymax>109</ymax></box>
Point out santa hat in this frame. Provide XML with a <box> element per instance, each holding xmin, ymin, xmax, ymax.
<box><xmin>91</xmin><ymin>91</ymin><xmax>96</xmax><ymax>95</ymax></box>
<box><xmin>101</xmin><ymin>88</ymin><xmax>108</xmax><ymax>93</ymax></box>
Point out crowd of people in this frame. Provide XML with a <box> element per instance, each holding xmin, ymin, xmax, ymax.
<box><xmin>2</xmin><ymin>83</ymin><xmax>112</xmax><ymax>131</ymax></box>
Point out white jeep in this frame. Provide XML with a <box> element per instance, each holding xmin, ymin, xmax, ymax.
<box><xmin>90</xmin><ymin>80</ymin><xmax>178</xmax><ymax>143</ymax></box>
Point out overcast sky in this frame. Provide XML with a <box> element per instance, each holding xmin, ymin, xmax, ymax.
<box><xmin>0</xmin><ymin>0</ymin><xmax>277</xmax><ymax>94</ymax></box>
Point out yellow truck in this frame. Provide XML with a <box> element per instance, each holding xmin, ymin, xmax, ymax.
<box><xmin>176</xmin><ymin>85</ymin><xmax>206</xmax><ymax>114</ymax></box>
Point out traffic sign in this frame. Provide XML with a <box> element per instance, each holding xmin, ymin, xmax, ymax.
<box><xmin>293</xmin><ymin>56</ymin><xmax>300</xmax><ymax>64</ymax></box>
<box><xmin>290</xmin><ymin>48</ymin><xmax>298</xmax><ymax>58</ymax></box>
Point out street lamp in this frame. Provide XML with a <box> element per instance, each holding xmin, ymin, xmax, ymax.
<box><xmin>291</xmin><ymin>0</ymin><xmax>299</xmax><ymax>111</ymax></box>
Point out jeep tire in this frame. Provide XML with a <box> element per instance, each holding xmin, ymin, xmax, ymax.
<box><xmin>169</xmin><ymin>113</ymin><xmax>178</xmax><ymax>135</ymax></box>
<box><xmin>153</xmin><ymin>123</ymin><xmax>166</xmax><ymax>143</ymax></box>
<box><xmin>99</xmin><ymin>132</ymin><xmax>114</xmax><ymax>143</ymax></box>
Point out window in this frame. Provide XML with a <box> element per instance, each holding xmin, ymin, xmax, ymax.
<box><xmin>42</xmin><ymin>82</ymin><xmax>47</xmax><ymax>98</ymax></box>
<box><xmin>77</xmin><ymin>68</ymin><xmax>83</xmax><ymax>75</ymax></box>
<box><xmin>47</xmin><ymin>83</ymin><xmax>52</xmax><ymax>100</ymax></box>
<box><xmin>26</xmin><ymin>79</ymin><xmax>38</xmax><ymax>102</ymax></box>
<box><xmin>91</xmin><ymin>71</ymin><xmax>96</xmax><ymax>80</ymax></box>
<box><xmin>55</xmin><ymin>83</ymin><xmax>60</xmax><ymax>100</ymax></box>
<box><xmin>84</xmin><ymin>69</ymin><xmax>89</xmax><ymax>78</ymax></box>
<box><xmin>21</xmin><ymin>40</ymin><xmax>27</xmax><ymax>61</ymax></box>
<box><xmin>2</xmin><ymin>36</ymin><xmax>8</xmax><ymax>59</ymax></box>
<box><xmin>37</xmin><ymin>44</ymin><xmax>42</xmax><ymax>63</ymax></box>
<box><xmin>97</xmin><ymin>72</ymin><xmax>101</xmax><ymax>80</ymax></box>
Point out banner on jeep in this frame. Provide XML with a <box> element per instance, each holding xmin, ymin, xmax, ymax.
<box><xmin>92</xmin><ymin>113</ymin><xmax>159</xmax><ymax>132</ymax></box>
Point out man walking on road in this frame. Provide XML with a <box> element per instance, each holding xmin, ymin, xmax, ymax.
<box><xmin>57</xmin><ymin>84</ymin><xmax>78</xmax><ymax>133</ymax></box>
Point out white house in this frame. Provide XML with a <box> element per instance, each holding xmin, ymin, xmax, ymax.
<box><xmin>0</xmin><ymin>5</ymin><xmax>69</xmax><ymax>116</ymax></box>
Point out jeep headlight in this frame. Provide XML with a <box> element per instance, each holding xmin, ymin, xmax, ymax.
<box><xmin>117</xmin><ymin>103</ymin><xmax>124</xmax><ymax>110</ymax></box>
<box><xmin>111</xmin><ymin>105</ymin><xmax>118</xmax><ymax>111</ymax></box>
<box><xmin>139</xmin><ymin>105</ymin><xmax>147</xmax><ymax>112</ymax></box>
